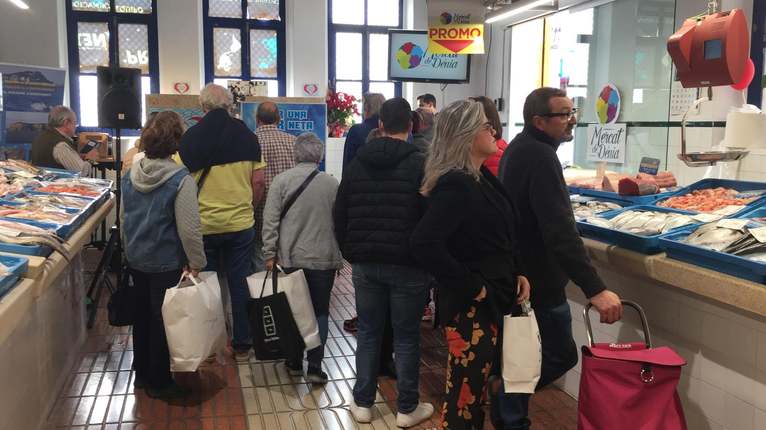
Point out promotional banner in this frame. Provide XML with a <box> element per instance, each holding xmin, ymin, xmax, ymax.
<box><xmin>241</xmin><ymin>97</ymin><xmax>327</xmax><ymax>168</ymax></box>
<box><xmin>0</xmin><ymin>63</ymin><xmax>66</xmax><ymax>160</ymax></box>
<box><xmin>389</xmin><ymin>31</ymin><xmax>470</xmax><ymax>83</ymax></box>
<box><xmin>427</xmin><ymin>0</ymin><xmax>486</xmax><ymax>54</ymax></box>
<box><xmin>145</xmin><ymin>94</ymin><xmax>205</xmax><ymax>129</ymax></box>
<box><xmin>586</xmin><ymin>123</ymin><xmax>626</xmax><ymax>164</ymax></box>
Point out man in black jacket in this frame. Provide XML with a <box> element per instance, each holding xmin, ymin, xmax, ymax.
<box><xmin>496</xmin><ymin>87</ymin><xmax>623</xmax><ymax>429</ymax></box>
<box><xmin>334</xmin><ymin>98</ymin><xmax>434</xmax><ymax>428</ymax></box>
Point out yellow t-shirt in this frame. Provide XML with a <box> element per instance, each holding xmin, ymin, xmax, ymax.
<box><xmin>174</xmin><ymin>153</ymin><xmax>266</xmax><ymax>235</ymax></box>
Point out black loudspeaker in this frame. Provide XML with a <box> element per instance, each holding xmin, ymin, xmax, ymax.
<box><xmin>97</xmin><ymin>66</ymin><xmax>142</xmax><ymax>129</ymax></box>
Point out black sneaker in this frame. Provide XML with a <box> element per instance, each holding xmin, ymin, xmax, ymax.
<box><xmin>285</xmin><ymin>360</ymin><xmax>303</xmax><ymax>376</ymax></box>
<box><xmin>146</xmin><ymin>382</ymin><xmax>189</xmax><ymax>399</ymax></box>
<box><xmin>306</xmin><ymin>366</ymin><xmax>328</xmax><ymax>384</ymax></box>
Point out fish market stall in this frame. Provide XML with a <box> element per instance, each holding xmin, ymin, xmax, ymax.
<box><xmin>0</xmin><ymin>160</ymin><xmax>115</xmax><ymax>430</ymax></box>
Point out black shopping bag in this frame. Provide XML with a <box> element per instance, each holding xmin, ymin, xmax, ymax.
<box><xmin>248</xmin><ymin>268</ymin><xmax>306</xmax><ymax>360</ymax></box>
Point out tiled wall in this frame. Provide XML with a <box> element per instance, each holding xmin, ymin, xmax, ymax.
<box><xmin>556</xmin><ymin>266</ymin><xmax>766</xmax><ymax>430</ymax></box>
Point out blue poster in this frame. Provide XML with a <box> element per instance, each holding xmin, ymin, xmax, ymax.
<box><xmin>241</xmin><ymin>98</ymin><xmax>328</xmax><ymax>169</ymax></box>
<box><xmin>0</xmin><ymin>63</ymin><xmax>66</xmax><ymax>160</ymax></box>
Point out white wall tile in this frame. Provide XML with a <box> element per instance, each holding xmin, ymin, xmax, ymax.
<box><xmin>678</xmin><ymin>305</ymin><xmax>706</xmax><ymax>346</ymax></box>
<box><xmin>700</xmin><ymin>312</ymin><xmax>757</xmax><ymax>368</ymax></box>
<box><xmin>755</xmin><ymin>407</ymin><xmax>766</xmax><ymax>430</ymax></box>
<box><xmin>697</xmin><ymin>379</ymin><xmax>726</xmax><ymax>425</ymax></box>
<box><xmin>724</xmin><ymin>393</ymin><xmax>755</xmax><ymax>430</ymax></box>
<box><xmin>754</xmin><ymin>371</ymin><xmax>766</xmax><ymax>412</ymax></box>
<box><xmin>758</xmin><ymin>331</ymin><xmax>766</xmax><ymax>373</ymax></box>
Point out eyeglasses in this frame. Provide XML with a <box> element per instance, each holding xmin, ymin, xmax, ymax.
<box><xmin>538</xmin><ymin>108</ymin><xmax>578</xmax><ymax>119</ymax></box>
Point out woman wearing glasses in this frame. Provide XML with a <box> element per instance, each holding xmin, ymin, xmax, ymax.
<box><xmin>410</xmin><ymin>99</ymin><xmax>531</xmax><ymax>430</ymax></box>
<box><xmin>470</xmin><ymin>96</ymin><xmax>507</xmax><ymax>177</ymax></box>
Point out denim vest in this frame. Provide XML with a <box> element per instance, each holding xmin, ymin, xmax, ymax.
<box><xmin>122</xmin><ymin>168</ymin><xmax>188</xmax><ymax>273</ymax></box>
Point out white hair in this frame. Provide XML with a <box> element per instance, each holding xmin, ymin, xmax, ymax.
<box><xmin>294</xmin><ymin>132</ymin><xmax>325</xmax><ymax>163</ymax></box>
<box><xmin>199</xmin><ymin>83</ymin><xmax>233</xmax><ymax>111</ymax></box>
<box><xmin>48</xmin><ymin>106</ymin><xmax>76</xmax><ymax>128</ymax></box>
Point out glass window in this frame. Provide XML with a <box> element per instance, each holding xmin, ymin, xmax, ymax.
<box><xmin>115</xmin><ymin>0</ymin><xmax>151</xmax><ymax>14</ymax></box>
<box><xmin>250</xmin><ymin>29</ymin><xmax>278</xmax><ymax>78</ymax></box>
<box><xmin>369</xmin><ymin>81</ymin><xmax>395</xmax><ymax>101</ymax></box>
<box><xmin>335</xmin><ymin>33</ymin><xmax>362</xmax><ymax>80</ymax></box>
<box><xmin>213</xmin><ymin>28</ymin><xmax>243</xmax><ymax>77</ymax></box>
<box><xmin>248</xmin><ymin>0</ymin><xmax>280</xmax><ymax>20</ymax></box>
<box><xmin>367</xmin><ymin>0</ymin><xmax>398</xmax><ymax>26</ymax></box>
<box><xmin>332</xmin><ymin>0</ymin><xmax>364</xmax><ymax>24</ymax></box>
<box><xmin>78</xmin><ymin>75</ymin><xmax>99</xmax><ymax>127</ymax></box>
<box><xmin>118</xmin><ymin>23</ymin><xmax>149</xmax><ymax>74</ymax></box>
<box><xmin>71</xmin><ymin>0</ymin><xmax>110</xmax><ymax>12</ymax></box>
<box><xmin>368</xmin><ymin>33</ymin><xmax>388</xmax><ymax>81</ymax></box>
<box><xmin>209</xmin><ymin>0</ymin><xmax>243</xmax><ymax>18</ymax></box>
<box><xmin>77</xmin><ymin>22</ymin><xmax>110</xmax><ymax>73</ymax></box>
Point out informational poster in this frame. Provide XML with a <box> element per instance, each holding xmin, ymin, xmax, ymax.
<box><xmin>427</xmin><ymin>0</ymin><xmax>486</xmax><ymax>54</ymax></box>
<box><xmin>145</xmin><ymin>94</ymin><xmax>204</xmax><ymax>129</ymax></box>
<box><xmin>0</xmin><ymin>63</ymin><xmax>66</xmax><ymax>160</ymax></box>
<box><xmin>241</xmin><ymin>97</ymin><xmax>327</xmax><ymax>168</ymax></box>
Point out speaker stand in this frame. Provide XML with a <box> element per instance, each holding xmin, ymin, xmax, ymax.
<box><xmin>86</xmin><ymin>128</ymin><xmax>125</xmax><ymax>328</ymax></box>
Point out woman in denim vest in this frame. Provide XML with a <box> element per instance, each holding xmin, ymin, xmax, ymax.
<box><xmin>122</xmin><ymin>111</ymin><xmax>207</xmax><ymax>399</ymax></box>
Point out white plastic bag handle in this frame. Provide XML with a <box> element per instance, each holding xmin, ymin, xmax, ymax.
<box><xmin>176</xmin><ymin>271</ymin><xmax>202</xmax><ymax>289</ymax></box>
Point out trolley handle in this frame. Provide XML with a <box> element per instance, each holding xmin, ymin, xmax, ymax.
<box><xmin>583</xmin><ymin>300</ymin><xmax>652</xmax><ymax>348</ymax></box>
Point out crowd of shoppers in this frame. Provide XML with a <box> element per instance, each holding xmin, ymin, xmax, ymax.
<box><xmin>118</xmin><ymin>84</ymin><xmax>623</xmax><ymax>429</ymax></box>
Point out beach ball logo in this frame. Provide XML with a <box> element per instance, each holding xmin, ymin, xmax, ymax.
<box><xmin>396</xmin><ymin>42</ymin><xmax>424</xmax><ymax>70</ymax></box>
<box><xmin>595</xmin><ymin>84</ymin><xmax>620</xmax><ymax>124</ymax></box>
<box><xmin>440</xmin><ymin>12</ymin><xmax>452</xmax><ymax>25</ymax></box>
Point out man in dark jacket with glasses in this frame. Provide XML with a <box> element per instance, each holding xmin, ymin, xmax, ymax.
<box><xmin>496</xmin><ymin>87</ymin><xmax>623</xmax><ymax>430</ymax></box>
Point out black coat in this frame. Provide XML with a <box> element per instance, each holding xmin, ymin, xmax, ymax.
<box><xmin>498</xmin><ymin>126</ymin><xmax>606</xmax><ymax>309</ymax></box>
<box><xmin>410</xmin><ymin>167</ymin><xmax>522</xmax><ymax>324</ymax></box>
<box><xmin>334</xmin><ymin>137</ymin><xmax>426</xmax><ymax>266</ymax></box>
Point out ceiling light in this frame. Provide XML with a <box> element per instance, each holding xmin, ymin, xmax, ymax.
<box><xmin>7</xmin><ymin>0</ymin><xmax>30</xmax><ymax>10</ymax></box>
<box><xmin>485</xmin><ymin>0</ymin><xmax>558</xmax><ymax>24</ymax></box>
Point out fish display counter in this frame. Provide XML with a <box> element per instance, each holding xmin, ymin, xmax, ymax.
<box><xmin>0</xmin><ymin>159</ymin><xmax>116</xmax><ymax>430</ymax></box>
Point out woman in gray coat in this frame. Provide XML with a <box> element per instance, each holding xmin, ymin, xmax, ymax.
<box><xmin>262</xmin><ymin>132</ymin><xmax>343</xmax><ymax>384</ymax></box>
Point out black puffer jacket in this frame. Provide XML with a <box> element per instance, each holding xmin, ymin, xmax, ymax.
<box><xmin>334</xmin><ymin>136</ymin><xmax>426</xmax><ymax>266</ymax></box>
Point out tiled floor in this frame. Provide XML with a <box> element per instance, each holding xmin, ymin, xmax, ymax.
<box><xmin>48</xmin><ymin>264</ymin><xmax>577</xmax><ymax>429</ymax></box>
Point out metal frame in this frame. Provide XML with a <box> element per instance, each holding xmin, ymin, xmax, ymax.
<box><xmin>748</xmin><ymin>0</ymin><xmax>765</xmax><ymax>108</ymax></box>
<box><xmin>202</xmin><ymin>0</ymin><xmax>287</xmax><ymax>96</ymax></box>
<box><xmin>327</xmin><ymin>0</ymin><xmax>403</xmax><ymax>97</ymax></box>
<box><xmin>65</xmin><ymin>0</ymin><xmax>160</xmax><ymax>135</ymax></box>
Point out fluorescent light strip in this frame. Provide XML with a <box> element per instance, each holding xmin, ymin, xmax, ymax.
<box><xmin>7</xmin><ymin>0</ymin><xmax>30</xmax><ymax>10</ymax></box>
<box><xmin>485</xmin><ymin>0</ymin><xmax>555</xmax><ymax>24</ymax></box>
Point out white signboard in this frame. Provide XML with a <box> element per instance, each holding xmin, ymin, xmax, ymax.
<box><xmin>586</xmin><ymin>123</ymin><xmax>626</xmax><ymax>164</ymax></box>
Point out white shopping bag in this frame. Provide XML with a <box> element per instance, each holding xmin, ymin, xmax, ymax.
<box><xmin>502</xmin><ymin>301</ymin><xmax>542</xmax><ymax>393</ymax></box>
<box><xmin>162</xmin><ymin>271</ymin><xmax>227</xmax><ymax>372</ymax></box>
<box><xmin>247</xmin><ymin>268</ymin><xmax>321</xmax><ymax>350</ymax></box>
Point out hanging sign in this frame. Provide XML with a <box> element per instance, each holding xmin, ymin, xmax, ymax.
<box><xmin>427</xmin><ymin>0</ymin><xmax>486</xmax><ymax>54</ymax></box>
<box><xmin>587</xmin><ymin>84</ymin><xmax>626</xmax><ymax>164</ymax></box>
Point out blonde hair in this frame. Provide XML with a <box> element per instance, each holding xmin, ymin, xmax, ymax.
<box><xmin>420</xmin><ymin>99</ymin><xmax>485</xmax><ymax>196</ymax></box>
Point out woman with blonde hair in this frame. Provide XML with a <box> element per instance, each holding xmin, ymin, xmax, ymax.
<box><xmin>411</xmin><ymin>99</ymin><xmax>530</xmax><ymax>429</ymax></box>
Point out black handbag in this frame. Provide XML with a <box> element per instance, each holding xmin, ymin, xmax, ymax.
<box><xmin>249</xmin><ymin>268</ymin><xmax>306</xmax><ymax>360</ymax></box>
<box><xmin>107</xmin><ymin>282</ymin><xmax>134</xmax><ymax>326</ymax></box>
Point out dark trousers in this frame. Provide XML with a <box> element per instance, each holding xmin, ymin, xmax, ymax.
<box><xmin>492</xmin><ymin>301</ymin><xmax>579</xmax><ymax>430</ymax></box>
<box><xmin>203</xmin><ymin>227</ymin><xmax>255</xmax><ymax>351</ymax></box>
<box><xmin>442</xmin><ymin>302</ymin><xmax>498</xmax><ymax>430</ymax></box>
<box><xmin>287</xmin><ymin>268</ymin><xmax>336</xmax><ymax>369</ymax></box>
<box><xmin>130</xmin><ymin>268</ymin><xmax>182</xmax><ymax>390</ymax></box>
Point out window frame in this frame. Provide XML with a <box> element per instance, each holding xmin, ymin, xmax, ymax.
<box><xmin>327</xmin><ymin>0</ymin><xmax>404</xmax><ymax>100</ymax></box>
<box><xmin>748</xmin><ymin>0</ymin><xmax>765</xmax><ymax>108</ymax></box>
<box><xmin>65</xmin><ymin>0</ymin><xmax>160</xmax><ymax>134</ymax></box>
<box><xmin>202</xmin><ymin>0</ymin><xmax>287</xmax><ymax>96</ymax></box>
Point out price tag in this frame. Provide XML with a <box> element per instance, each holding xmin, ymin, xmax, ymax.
<box><xmin>638</xmin><ymin>157</ymin><xmax>661</xmax><ymax>175</ymax></box>
<box><xmin>693</xmin><ymin>213</ymin><xmax>721</xmax><ymax>223</ymax></box>
<box><xmin>750</xmin><ymin>226</ymin><xmax>766</xmax><ymax>243</ymax></box>
<box><xmin>716</xmin><ymin>219</ymin><xmax>749</xmax><ymax>231</ymax></box>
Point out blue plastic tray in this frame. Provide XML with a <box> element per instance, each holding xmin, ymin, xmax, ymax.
<box><xmin>737</xmin><ymin>205</ymin><xmax>766</xmax><ymax>220</ymax></box>
<box><xmin>577</xmin><ymin>205</ymin><xmax>699</xmax><ymax>254</ymax></box>
<box><xmin>0</xmin><ymin>254</ymin><xmax>28</xmax><ymax>298</ymax></box>
<box><xmin>0</xmin><ymin>219</ymin><xmax>68</xmax><ymax>257</ymax></box>
<box><xmin>653</xmin><ymin>179</ymin><xmax>766</xmax><ymax>215</ymax></box>
<box><xmin>576</xmin><ymin>188</ymin><xmax>679</xmax><ymax>205</ymax></box>
<box><xmin>660</xmin><ymin>226</ymin><xmax>766</xmax><ymax>284</ymax></box>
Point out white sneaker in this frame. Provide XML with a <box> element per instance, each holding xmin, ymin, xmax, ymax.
<box><xmin>396</xmin><ymin>402</ymin><xmax>434</xmax><ymax>428</ymax></box>
<box><xmin>350</xmin><ymin>400</ymin><xmax>373</xmax><ymax>423</ymax></box>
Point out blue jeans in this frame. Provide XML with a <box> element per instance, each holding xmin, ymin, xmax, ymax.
<box><xmin>252</xmin><ymin>234</ymin><xmax>265</xmax><ymax>274</ymax></box>
<box><xmin>203</xmin><ymin>227</ymin><xmax>255</xmax><ymax>351</ymax></box>
<box><xmin>352</xmin><ymin>263</ymin><xmax>429</xmax><ymax>414</ymax></box>
<box><xmin>492</xmin><ymin>300</ymin><xmax>579</xmax><ymax>430</ymax></box>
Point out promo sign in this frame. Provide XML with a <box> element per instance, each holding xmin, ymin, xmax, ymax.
<box><xmin>427</xmin><ymin>0</ymin><xmax>485</xmax><ymax>54</ymax></box>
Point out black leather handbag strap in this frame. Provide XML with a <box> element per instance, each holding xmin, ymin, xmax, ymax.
<box><xmin>280</xmin><ymin>170</ymin><xmax>319</xmax><ymax>220</ymax></box>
